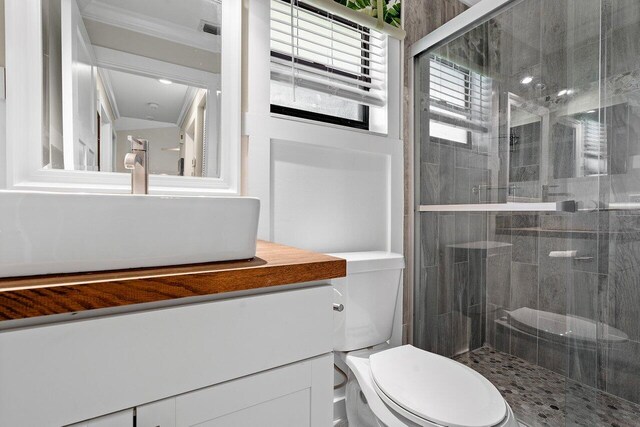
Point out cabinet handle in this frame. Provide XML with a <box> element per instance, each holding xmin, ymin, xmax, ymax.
<box><xmin>333</xmin><ymin>303</ymin><xmax>344</xmax><ymax>312</ymax></box>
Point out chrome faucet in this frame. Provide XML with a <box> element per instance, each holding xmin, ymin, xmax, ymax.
<box><xmin>124</xmin><ymin>136</ymin><xmax>149</xmax><ymax>194</ymax></box>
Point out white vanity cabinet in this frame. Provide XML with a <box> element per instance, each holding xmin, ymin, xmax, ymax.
<box><xmin>70</xmin><ymin>355</ymin><xmax>331</xmax><ymax>427</ymax></box>
<box><xmin>137</xmin><ymin>355</ymin><xmax>331</xmax><ymax>427</ymax></box>
<box><xmin>0</xmin><ymin>285</ymin><xmax>334</xmax><ymax>427</ymax></box>
<box><xmin>67</xmin><ymin>410</ymin><xmax>134</xmax><ymax>427</ymax></box>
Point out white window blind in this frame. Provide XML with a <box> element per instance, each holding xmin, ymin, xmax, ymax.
<box><xmin>428</xmin><ymin>55</ymin><xmax>492</xmax><ymax>143</ymax></box>
<box><xmin>270</xmin><ymin>0</ymin><xmax>387</xmax><ymax>108</ymax></box>
<box><xmin>582</xmin><ymin>119</ymin><xmax>607</xmax><ymax>176</ymax></box>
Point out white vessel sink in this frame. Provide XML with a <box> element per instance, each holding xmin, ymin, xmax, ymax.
<box><xmin>0</xmin><ymin>191</ymin><xmax>260</xmax><ymax>278</ymax></box>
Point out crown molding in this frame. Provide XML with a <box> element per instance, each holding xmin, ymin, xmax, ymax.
<box><xmin>81</xmin><ymin>1</ymin><xmax>221</xmax><ymax>53</ymax></box>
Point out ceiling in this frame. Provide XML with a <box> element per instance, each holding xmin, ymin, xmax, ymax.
<box><xmin>103</xmin><ymin>68</ymin><xmax>193</xmax><ymax>124</ymax></box>
<box><xmin>78</xmin><ymin>0</ymin><xmax>221</xmax><ymax>30</ymax></box>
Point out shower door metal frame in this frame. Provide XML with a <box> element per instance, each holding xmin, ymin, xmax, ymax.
<box><xmin>409</xmin><ymin>0</ymin><xmax>522</xmax><ymax>58</ymax></box>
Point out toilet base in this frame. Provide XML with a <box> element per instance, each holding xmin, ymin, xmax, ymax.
<box><xmin>346</xmin><ymin>369</ymin><xmax>385</xmax><ymax>427</ymax></box>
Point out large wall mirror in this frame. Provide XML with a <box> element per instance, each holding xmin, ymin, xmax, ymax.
<box><xmin>5</xmin><ymin>0</ymin><xmax>240</xmax><ymax>193</ymax></box>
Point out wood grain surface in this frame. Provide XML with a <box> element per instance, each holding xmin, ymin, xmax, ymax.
<box><xmin>0</xmin><ymin>241</ymin><xmax>346</xmax><ymax>321</ymax></box>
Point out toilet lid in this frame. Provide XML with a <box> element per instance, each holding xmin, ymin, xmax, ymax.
<box><xmin>369</xmin><ymin>346</ymin><xmax>506</xmax><ymax>427</ymax></box>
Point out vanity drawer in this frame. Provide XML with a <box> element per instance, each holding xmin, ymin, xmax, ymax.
<box><xmin>0</xmin><ymin>285</ymin><xmax>333</xmax><ymax>427</ymax></box>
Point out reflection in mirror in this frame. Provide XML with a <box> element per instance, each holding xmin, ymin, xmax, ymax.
<box><xmin>553</xmin><ymin>109</ymin><xmax>607</xmax><ymax>179</ymax></box>
<box><xmin>508</xmin><ymin>101</ymin><xmax>543</xmax><ymax>200</ymax></box>
<box><xmin>41</xmin><ymin>0</ymin><xmax>222</xmax><ymax>177</ymax></box>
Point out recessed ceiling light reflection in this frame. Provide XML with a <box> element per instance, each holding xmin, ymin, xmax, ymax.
<box><xmin>158</xmin><ymin>79</ymin><xmax>173</xmax><ymax>85</ymax></box>
<box><xmin>520</xmin><ymin>76</ymin><xmax>533</xmax><ymax>84</ymax></box>
<box><xmin>557</xmin><ymin>89</ymin><xmax>568</xmax><ymax>96</ymax></box>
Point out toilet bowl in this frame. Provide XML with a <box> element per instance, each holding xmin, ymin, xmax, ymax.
<box><xmin>330</xmin><ymin>252</ymin><xmax>518</xmax><ymax>427</ymax></box>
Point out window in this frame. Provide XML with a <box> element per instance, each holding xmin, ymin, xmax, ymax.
<box><xmin>270</xmin><ymin>0</ymin><xmax>386</xmax><ymax>130</ymax></box>
<box><xmin>428</xmin><ymin>56</ymin><xmax>491</xmax><ymax>146</ymax></box>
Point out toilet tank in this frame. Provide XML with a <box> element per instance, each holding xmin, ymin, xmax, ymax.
<box><xmin>329</xmin><ymin>252</ymin><xmax>405</xmax><ymax>352</ymax></box>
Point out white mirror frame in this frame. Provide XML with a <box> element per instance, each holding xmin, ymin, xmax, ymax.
<box><xmin>5</xmin><ymin>0</ymin><xmax>241</xmax><ymax>195</ymax></box>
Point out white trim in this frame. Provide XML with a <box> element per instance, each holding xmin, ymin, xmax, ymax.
<box><xmin>177</xmin><ymin>87</ymin><xmax>199</xmax><ymax>128</ymax></box>
<box><xmin>5</xmin><ymin>0</ymin><xmax>43</xmax><ymax>188</ymax></box>
<box><xmin>419</xmin><ymin>202</ymin><xmax>562</xmax><ymax>212</ymax></box>
<box><xmin>409</xmin><ymin>0</ymin><xmax>517</xmax><ymax>58</ymax></box>
<box><xmin>0</xmin><ymin>67</ymin><xmax>5</xmax><ymax>100</ymax></box>
<box><xmin>93</xmin><ymin>47</ymin><xmax>219</xmax><ymax>89</ymax></box>
<box><xmin>81</xmin><ymin>0</ymin><xmax>221</xmax><ymax>53</ymax></box>
<box><xmin>98</xmin><ymin>68</ymin><xmax>120</xmax><ymax>120</ymax></box>
<box><xmin>219</xmin><ymin>0</ymin><xmax>242</xmax><ymax>194</ymax></box>
<box><xmin>4</xmin><ymin>0</ymin><xmax>241</xmax><ymax>195</ymax></box>
<box><xmin>61</xmin><ymin>0</ymin><xmax>98</xmax><ymax>171</ymax></box>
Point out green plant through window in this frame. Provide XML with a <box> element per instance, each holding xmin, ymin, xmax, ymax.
<box><xmin>334</xmin><ymin>0</ymin><xmax>402</xmax><ymax>28</ymax></box>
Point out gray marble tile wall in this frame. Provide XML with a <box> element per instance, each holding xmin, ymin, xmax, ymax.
<box><xmin>403</xmin><ymin>0</ymin><xmax>469</xmax><ymax>346</ymax></box>
<box><xmin>414</xmin><ymin>210</ymin><xmax>490</xmax><ymax>357</ymax></box>
<box><xmin>593</xmin><ymin>0</ymin><xmax>640</xmax><ymax>404</ymax></box>
<box><xmin>601</xmin><ymin>212</ymin><xmax>640</xmax><ymax>404</ymax></box>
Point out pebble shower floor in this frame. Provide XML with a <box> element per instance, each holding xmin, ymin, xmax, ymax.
<box><xmin>455</xmin><ymin>347</ymin><xmax>640</xmax><ymax>427</ymax></box>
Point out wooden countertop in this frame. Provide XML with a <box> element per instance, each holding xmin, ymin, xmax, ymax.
<box><xmin>0</xmin><ymin>241</ymin><xmax>346</xmax><ymax>322</ymax></box>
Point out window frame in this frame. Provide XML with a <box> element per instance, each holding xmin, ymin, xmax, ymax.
<box><xmin>269</xmin><ymin>0</ymin><xmax>372</xmax><ymax>130</ymax></box>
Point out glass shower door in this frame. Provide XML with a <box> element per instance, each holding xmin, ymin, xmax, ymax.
<box><xmin>563</xmin><ymin>0</ymin><xmax>640</xmax><ymax>424</ymax></box>
<box><xmin>414</xmin><ymin>0</ymin><xmax>640</xmax><ymax>425</ymax></box>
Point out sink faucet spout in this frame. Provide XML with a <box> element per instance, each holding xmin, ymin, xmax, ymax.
<box><xmin>124</xmin><ymin>136</ymin><xmax>149</xmax><ymax>194</ymax></box>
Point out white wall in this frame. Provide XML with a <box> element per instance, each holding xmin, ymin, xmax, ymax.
<box><xmin>0</xmin><ymin>0</ymin><xmax>5</xmax><ymax>189</ymax></box>
<box><xmin>0</xmin><ymin>0</ymin><xmax>5</xmax><ymax>67</ymax></box>
<box><xmin>0</xmin><ymin>96</ymin><xmax>4</xmax><ymax>189</ymax></box>
<box><xmin>244</xmin><ymin>0</ymin><xmax>403</xmax><ymax>253</ymax></box>
<box><xmin>243</xmin><ymin>0</ymin><xmax>404</xmax><ymax>347</ymax></box>
<box><xmin>271</xmin><ymin>140</ymin><xmax>390</xmax><ymax>253</ymax></box>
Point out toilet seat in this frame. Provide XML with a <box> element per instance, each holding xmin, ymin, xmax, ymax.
<box><xmin>344</xmin><ymin>345</ymin><xmax>515</xmax><ymax>427</ymax></box>
<box><xmin>369</xmin><ymin>346</ymin><xmax>507</xmax><ymax>427</ymax></box>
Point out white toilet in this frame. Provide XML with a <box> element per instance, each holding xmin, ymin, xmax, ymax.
<box><xmin>330</xmin><ymin>252</ymin><xmax>518</xmax><ymax>427</ymax></box>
